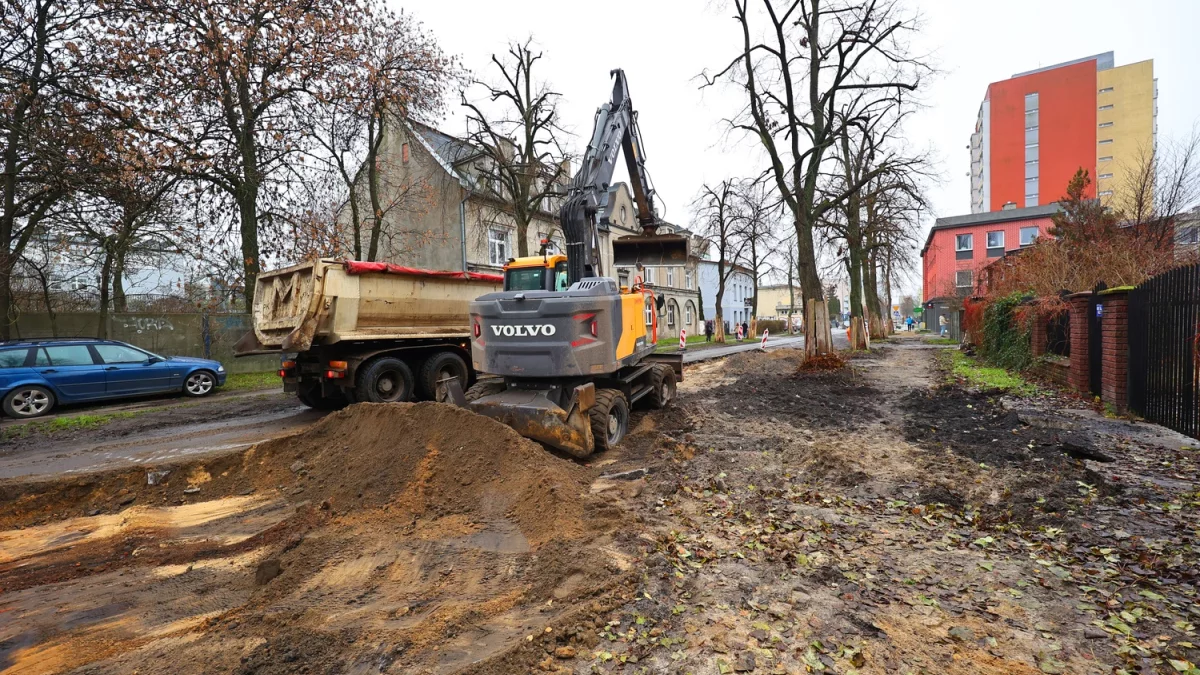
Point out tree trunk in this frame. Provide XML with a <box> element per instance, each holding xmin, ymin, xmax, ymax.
<box><xmin>883</xmin><ymin>251</ymin><xmax>895</xmax><ymax>336</ymax></box>
<box><xmin>847</xmin><ymin>244</ymin><xmax>869</xmax><ymax>350</ymax></box>
<box><xmin>113</xmin><ymin>249</ymin><xmax>127</xmax><ymax>312</ymax></box>
<box><xmin>237</xmin><ymin>186</ymin><xmax>260</xmax><ymax>312</ymax></box>
<box><xmin>366</xmin><ymin>116</ymin><xmax>384</xmax><ymax>262</ymax></box>
<box><xmin>864</xmin><ymin>250</ymin><xmax>885</xmax><ymax>340</ymax></box>
<box><xmin>795</xmin><ymin>217</ymin><xmax>832</xmax><ymax>357</ymax></box>
<box><xmin>714</xmin><ymin>265</ymin><xmax>727</xmax><ymax>343</ymax></box>
<box><xmin>98</xmin><ymin>238</ymin><xmax>114</xmax><ymax>339</ymax></box>
<box><xmin>36</xmin><ymin>266</ymin><xmax>56</xmax><ymax>336</ymax></box>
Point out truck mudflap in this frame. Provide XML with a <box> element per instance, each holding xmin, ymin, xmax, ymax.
<box><xmin>455</xmin><ymin>382</ymin><xmax>597</xmax><ymax>459</ymax></box>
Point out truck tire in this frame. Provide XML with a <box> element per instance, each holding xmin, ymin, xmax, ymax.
<box><xmin>464</xmin><ymin>378</ymin><xmax>506</xmax><ymax>401</ymax></box>
<box><xmin>355</xmin><ymin>357</ymin><xmax>415</xmax><ymax>403</ymax></box>
<box><xmin>296</xmin><ymin>382</ymin><xmax>349</xmax><ymax>411</ymax></box>
<box><xmin>645</xmin><ymin>364</ymin><xmax>677</xmax><ymax>409</ymax></box>
<box><xmin>589</xmin><ymin>388</ymin><xmax>629</xmax><ymax>454</ymax></box>
<box><xmin>419</xmin><ymin>351</ymin><xmax>470</xmax><ymax>402</ymax></box>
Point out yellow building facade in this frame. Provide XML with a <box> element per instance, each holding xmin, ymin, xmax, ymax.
<box><xmin>1095</xmin><ymin>59</ymin><xmax>1155</xmax><ymax>212</ymax></box>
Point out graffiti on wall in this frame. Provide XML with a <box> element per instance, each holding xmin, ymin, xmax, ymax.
<box><xmin>120</xmin><ymin>316</ymin><xmax>175</xmax><ymax>334</ymax></box>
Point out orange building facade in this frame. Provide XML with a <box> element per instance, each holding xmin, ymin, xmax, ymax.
<box><xmin>970</xmin><ymin>52</ymin><xmax>1155</xmax><ymax>214</ymax></box>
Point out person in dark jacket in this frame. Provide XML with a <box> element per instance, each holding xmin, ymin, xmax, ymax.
<box><xmin>704</xmin><ymin>320</ymin><xmax>713</xmax><ymax>342</ymax></box>
<box><xmin>742</xmin><ymin>321</ymin><xmax>749</xmax><ymax>340</ymax></box>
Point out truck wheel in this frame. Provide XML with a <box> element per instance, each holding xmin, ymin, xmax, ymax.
<box><xmin>297</xmin><ymin>383</ymin><xmax>349</xmax><ymax>411</ymax></box>
<box><xmin>589</xmin><ymin>389</ymin><xmax>629</xmax><ymax>453</ymax></box>
<box><xmin>419</xmin><ymin>352</ymin><xmax>469</xmax><ymax>402</ymax></box>
<box><xmin>355</xmin><ymin>357</ymin><xmax>415</xmax><ymax>403</ymax></box>
<box><xmin>464</xmin><ymin>379</ymin><xmax>506</xmax><ymax>401</ymax></box>
<box><xmin>645</xmin><ymin>364</ymin><xmax>677</xmax><ymax>409</ymax></box>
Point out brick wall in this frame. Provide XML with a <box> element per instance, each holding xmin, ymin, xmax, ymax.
<box><xmin>1100</xmin><ymin>289</ymin><xmax>1130</xmax><ymax>412</ymax></box>
<box><xmin>1029</xmin><ymin>357</ymin><xmax>1070</xmax><ymax>388</ymax></box>
<box><xmin>1031</xmin><ymin>311</ymin><xmax>1047</xmax><ymax>357</ymax></box>
<box><xmin>1067</xmin><ymin>292</ymin><xmax>1092</xmax><ymax>394</ymax></box>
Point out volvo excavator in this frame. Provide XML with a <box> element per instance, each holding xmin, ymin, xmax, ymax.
<box><xmin>451</xmin><ymin>69</ymin><xmax>689</xmax><ymax>458</ymax></box>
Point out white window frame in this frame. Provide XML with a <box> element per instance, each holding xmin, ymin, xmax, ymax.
<box><xmin>955</xmin><ymin>270</ymin><xmax>973</xmax><ymax>288</ymax></box>
<box><xmin>643</xmin><ymin>267</ymin><xmax>654</xmax><ymax>284</ymax></box>
<box><xmin>1099</xmin><ymin>190</ymin><xmax>1114</xmax><ymax>197</ymax></box>
<box><xmin>644</xmin><ymin>299</ymin><xmax>654</xmax><ymax>325</ymax></box>
<box><xmin>1099</xmin><ymin>139</ymin><xmax>1114</xmax><ymax>145</ymax></box>
<box><xmin>666</xmin><ymin>268</ymin><xmax>675</xmax><ymax>287</ymax></box>
<box><xmin>1098</xmin><ymin>104</ymin><xmax>1114</xmax><ymax>111</ymax></box>
<box><xmin>685</xmin><ymin>303</ymin><xmax>693</xmax><ymax>325</ymax></box>
<box><xmin>1099</xmin><ymin>173</ymin><xmax>1113</xmax><ymax>180</ymax></box>
<box><xmin>1099</xmin><ymin>121</ymin><xmax>1113</xmax><ymax>128</ymax></box>
<box><xmin>1019</xmin><ymin>226</ymin><xmax>1039</xmax><ymax>246</ymax></box>
<box><xmin>1099</xmin><ymin>87</ymin><xmax>1114</xmax><ymax>94</ymax></box>
<box><xmin>986</xmin><ymin>231</ymin><xmax>1004</xmax><ymax>249</ymax></box>
<box><xmin>684</xmin><ymin>270</ymin><xmax>693</xmax><ymax>289</ymax></box>
<box><xmin>955</xmin><ymin>233</ymin><xmax>973</xmax><ymax>252</ymax></box>
<box><xmin>667</xmin><ymin>302</ymin><xmax>676</xmax><ymax>327</ymax></box>
<box><xmin>487</xmin><ymin>227</ymin><xmax>511</xmax><ymax>266</ymax></box>
<box><xmin>1099</xmin><ymin>155</ymin><xmax>1113</xmax><ymax>162</ymax></box>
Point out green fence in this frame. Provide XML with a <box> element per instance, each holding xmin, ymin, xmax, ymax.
<box><xmin>10</xmin><ymin>312</ymin><xmax>277</xmax><ymax>374</ymax></box>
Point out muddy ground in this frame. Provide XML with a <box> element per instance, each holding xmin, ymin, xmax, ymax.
<box><xmin>2</xmin><ymin>338</ymin><xmax>1198</xmax><ymax>674</ymax></box>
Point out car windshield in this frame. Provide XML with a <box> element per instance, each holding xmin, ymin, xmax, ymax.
<box><xmin>505</xmin><ymin>267</ymin><xmax>546</xmax><ymax>291</ymax></box>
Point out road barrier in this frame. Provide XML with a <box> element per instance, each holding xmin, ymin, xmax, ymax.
<box><xmin>760</xmin><ymin>329</ymin><xmax>769</xmax><ymax>351</ymax></box>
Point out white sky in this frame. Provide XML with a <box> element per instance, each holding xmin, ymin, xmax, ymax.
<box><xmin>404</xmin><ymin>0</ymin><xmax>1200</xmax><ymax>296</ymax></box>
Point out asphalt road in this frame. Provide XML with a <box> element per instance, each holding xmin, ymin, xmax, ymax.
<box><xmin>680</xmin><ymin>335</ymin><xmax>806</xmax><ymax>362</ymax></box>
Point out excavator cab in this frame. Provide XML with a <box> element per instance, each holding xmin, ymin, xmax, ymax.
<box><xmin>503</xmin><ymin>254</ymin><xmax>570</xmax><ymax>292</ymax></box>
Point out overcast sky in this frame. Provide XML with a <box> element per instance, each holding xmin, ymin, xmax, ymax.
<box><xmin>404</xmin><ymin>0</ymin><xmax>1200</xmax><ymax>295</ymax></box>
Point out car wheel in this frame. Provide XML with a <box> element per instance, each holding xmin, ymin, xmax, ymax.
<box><xmin>354</xmin><ymin>357</ymin><xmax>415</xmax><ymax>403</ymax></box>
<box><xmin>3</xmin><ymin>385</ymin><xmax>56</xmax><ymax>418</ymax></box>
<box><xmin>418</xmin><ymin>352</ymin><xmax>470</xmax><ymax>402</ymax></box>
<box><xmin>183</xmin><ymin>370</ymin><xmax>216</xmax><ymax>397</ymax></box>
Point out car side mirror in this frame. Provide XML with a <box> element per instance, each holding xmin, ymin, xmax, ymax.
<box><xmin>146</xmin><ymin>356</ymin><xmax>163</xmax><ymax>365</ymax></box>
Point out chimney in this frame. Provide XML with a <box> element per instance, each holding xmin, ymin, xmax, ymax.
<box><xmin>1002</xmin><ymin>201</ymin><xmax>1017</xmax><ymax>211</ymax></box>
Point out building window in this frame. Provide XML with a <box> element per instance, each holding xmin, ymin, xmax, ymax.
<box><xmin>487</xmin><ymin>227</ymin><xmax>511</xmax><ymax>266</ymax></box>
<box><xmin>402</xmin><ymin>143</ymin><xmax>410</xmax><ymax>163</ymax></box>
<box><xmin>1099</xmin><ymin>87</ymin><xmax>1114</xmax><ymax>94</ymax></box>
<box><xmin>684</xmin><ymin>270</ymin><xmax>693</xmax><ymax>289</ymax></box>
<box><xmin>1099</xmin><ymin>155</ymin><xmax>1113</xmax><ymax>162</ymax></box>
<box><xmin>1025</xmin><ymin>161</ymin><xmax>1038</xmax><ymax>180</ymax></box>
<box><xmin>1025</xmin><ymin>177</ymin><xmax>1038</xmax><ymax>195</ymax></box>
<box><xmin>1025</xmin><ymin>145</ymin><xmax>1038</xmax><ymax>162</ymax></box>
<box><xmin>986</xmin><ymin>231</ymin><xmax>1004</xmax><ymax>249</ymax></box>
<box><xmin>1099</xmin><ymin>139</ymin><xmax>1114</xmax><ymax>145</ymax></box>
<box><xmin>955</xmin><ymin>270</ymin><xmax>973</xmax><ymax>288</ymax></box>
<box><xmin>685</xmin><ymin>302</ymin><xmax>693</xmax><ymax>326</ymax></box>
<box><xmin>644</xmin><ymin>267</ymin><xmax>654</xmax><ymax>284</ymax></box>
<box><xmin>1099</xmin><ymin>104</ymin><xmax>1114</xmax><ymax>111</ymax></box>
<box><xmin>1019</xmin><ymin>226</ymin><xmax>1039</xmax><ymax>246</ymax></box>
<box><xmin>644</xmin><ymin>299</ymin><xmax>654</xmax><ymax>326</ymax></box>
<box><xmin>1099</xmin><ymin>121</ymin><xmax>1114</xmax><ymax>128</ymax></box>
<box><xmin>955</xmin><ymin>233</ymin><xmax>973</xmax><ymax>251</ymax></box>
<box><xmin>1024</xmin><ymin>92</ymin><xmax>1038</xmax><ymax>111</ymax></box>
<box><xmin>1099</xmin><ymin>190</ymin><xmax>1114</xmax><ymax>197</ymax></box>
<box><xmin>1025</xmin><ymin>127</ymin><xmax>1039</xmax><ymax>145</ymax></box>
<box><xmin>1024</xmin><ymin>111</ymin><xmax>1038</xmax><ymax>129</ymax></box>
<box><xmin>666</xmin><ymin>268</ymin><xmax>675</xmax><ymax>287</ymax></box>
<box><xmin>1099</xmin><ymin>173</ymin><xmax>1113</xmax><ymax>180</ymax></box>
<box><xmin>667</xmin><ymin>302</ymin><xmax>676</xmax><ymax>327</ymax></box>
<box><xmin>1025</xmin><ymin>192</ymin><xmax>1038</xmax><ymax>207</ymax></box>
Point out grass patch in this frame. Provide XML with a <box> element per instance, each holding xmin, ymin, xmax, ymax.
<box><xmin>654</xmin><ymin>334</ymin><xmax>749</xmax><ymax>353</ymax></box>
<box><xmin>923</xmin><ymin>337</ymin><xmax>958</xmax><ymax>345</ymax></box>
<box><xmin>941</xmin><ymin>350</ymin><xmax>1038</xmax><ymax>395</ymax></box>
<box><xmin>2</xmin><ymin>410</ymin><xmax>140</xmax><ymax>441</ymax></box>
<box><xmin>224</xmin><ymin>371</ymin><xmax>281</xmax><ymax>391</ymax></box>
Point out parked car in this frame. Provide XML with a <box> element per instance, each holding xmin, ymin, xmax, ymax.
<box><xmin>0</xmin><ymin>338</ymin><xmax>226</xmax><ymax>419</ymax></box>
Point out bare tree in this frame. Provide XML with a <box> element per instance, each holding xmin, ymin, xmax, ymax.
<box><xmin>703</xmin><ymin>0</ymin><xmax>929</xmax><ymax>356</ymax></box>
<box><xmin>462</xmin><ymin>39</ymin><xmax>571</xmax><ymax>258</ymax></box>
<box><xmin>1116</xmin><ymin>130</ymin><xmax>1200</xmax><ymax>249</ymax></box>
<box><xmin>733</xmin><ymin>179</ymin><xmax>778</xmax><ymax>333</ymax></box>
<box><xmin>695</xmin><ymin>179</ymin><xmax>749</xmax><ymax>343</ymax></box>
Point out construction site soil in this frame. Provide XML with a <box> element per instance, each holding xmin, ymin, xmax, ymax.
<box><xmin>0</xmin><ymin>402</ymin><xmax>628</xmax><ymax>674</ymax></box>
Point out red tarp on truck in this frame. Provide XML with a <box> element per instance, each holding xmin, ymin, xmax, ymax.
<box><xmin>342</xmin><ymin>261</ymin><xmax>504</xmax><ymax>284</ymax></box>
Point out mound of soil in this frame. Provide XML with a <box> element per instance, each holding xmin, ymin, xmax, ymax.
<box><xmin>248</xmin><ymin>402</ymin><xmax>590</xmax><ymax>547</ymax></box>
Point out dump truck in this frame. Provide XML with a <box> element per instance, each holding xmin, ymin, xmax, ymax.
<box><xmin>451</xmin><ymin>69</ymin><xmax>687</xmax><ymax>458</ymax></box>
<box><xmin>234</xmin><ymin>258</ymin><xmax>502</xmax><ymax>409</ymax></box>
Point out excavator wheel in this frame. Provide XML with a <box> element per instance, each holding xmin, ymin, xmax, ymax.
<box><xmin>464</xmin><ymin>378</ymin><xmax>506</xmax><ymax>401</ymax></box>
<box><xmin>645</xmin><ymin>364</ymin><xmax>677</xmax><ymax>409</ymax></box>
<box><xmin>589</xmin><ymin>388</ymin><xmax>629</xmax><ymax>454</ymax></box>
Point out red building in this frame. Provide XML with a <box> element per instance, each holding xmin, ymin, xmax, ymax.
<box><xmin>921</xmin><ymin>205</ymin><xmax>1059</xmax><ymax>333</ymax></box>
<box><xmin>970</xmin><ymin>52</ymin><xmax>1156</xmax><ymax>214</ymax></box>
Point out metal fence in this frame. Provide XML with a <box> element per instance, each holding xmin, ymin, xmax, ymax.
<box><xmin>1128</xmin><ymin>264</ymin><xmax>1200</xmax><ymax>438</ymax></box>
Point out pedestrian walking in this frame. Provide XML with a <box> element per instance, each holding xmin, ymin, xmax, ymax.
<box><xmin>939</xmin><ymin>314</ymin><xmax>948</xmax><ymax>337</ymax></box>
<box><xmin>704</xmin><ymin>320</ymin><xmax>713</xmax><ymax>342</ymax></box>
<box><xmin>741</xmin><ymin>321</ymin><xmax>749</xmax><ymax>340</ymax></box>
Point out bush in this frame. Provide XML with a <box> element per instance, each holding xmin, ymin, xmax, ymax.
<box><xmin>756</xmin><ymin>319</ymin><xmax>790</xmax><ymax>335</ymax></box>
<box><xmin>979</xmin><ymin>292</ymin><xmax>1034</xmax><ymax>371</ymax></box>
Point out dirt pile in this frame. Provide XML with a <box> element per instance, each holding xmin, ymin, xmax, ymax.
<box><xmin>709</xmin><ymin>353</ymin><xmax>881</xmax><ymax>430</ymax></box>
<box><xmin>245</xmin><ymin>402</ymin><xmax>591</xmax><ymax>547</ymax></box>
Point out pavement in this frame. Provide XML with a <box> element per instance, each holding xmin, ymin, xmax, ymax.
<box><xmin>679</xmin><ymin>335</ymin><xmax>806</xmax><ymax>362</ymax></box>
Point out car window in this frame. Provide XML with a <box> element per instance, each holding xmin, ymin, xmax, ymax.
<box><xmin>94</xmin><ymin>344</ymin><xmax>150</xmax><ymax>364</ymax></box>
<box><xmin>34</xmin><ymin>348</ymin><xmax>50</xmax><ymax>366</ymax></box>
<box><xmin>0</xmin><ymin>348</ymin><xmax>29</xmax><ymax>368</ymax></box>
<box><xmin>44</xmin><ymin>345</ymin><xmax>97</xmax><ymax>366</ymax></box>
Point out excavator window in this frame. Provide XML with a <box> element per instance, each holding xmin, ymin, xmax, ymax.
<box><xmin>554</xmin><ymin>261</ymin><xmax>569</xmax><ymax>291</ymax></box>
<box><xmin>505</xmin><ymin>267</ymin><xmax>546</xmax><ymax>292</ymax></box>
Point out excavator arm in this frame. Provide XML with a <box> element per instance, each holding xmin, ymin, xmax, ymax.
<box><xmin>560</xmin><ymin>69</ymin><xmax>687</xmax><ymax>286</ymax></box>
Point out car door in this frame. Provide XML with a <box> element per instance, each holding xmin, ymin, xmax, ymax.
<box><xmin>38</xmin><ymin>345</ymin><xmax>106</xmax><ymax>400</ymax></box>
<box><xmin>94</xmin><ymin>343</ymin><xmax>171</xmax><ymax>394</ymax></box>
<box><xmin>0</xmin><ymin>347</ymin><xmax>34</xmax><ymax>393</ymax></box>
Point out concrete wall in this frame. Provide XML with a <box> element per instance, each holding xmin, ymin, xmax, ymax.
<box><xmin>11</xmin><ymin>312</ymin><xmax>276</xmax><ymax>373</ymax></box>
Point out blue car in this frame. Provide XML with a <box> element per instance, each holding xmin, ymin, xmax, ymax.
<box><xmin>0</xmin><ymin>338</ymin><xmax>226</xmax><ymax>419</ymax></box>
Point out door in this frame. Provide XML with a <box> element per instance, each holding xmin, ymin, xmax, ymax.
<box><xmin>37</xmin><ymin>345</ymin><xmax>106</xmax><ymax>400</ymax></box>
<box><xmin>94</xmin><ymin>343</ymin><xmax>173</xmax><ymax>394</ymax></box>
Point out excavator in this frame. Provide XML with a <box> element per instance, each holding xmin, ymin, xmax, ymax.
<box><xmin>451</xmin><ymin>69</ymin><xmax>689</xmax><ymax>458</ymax></box>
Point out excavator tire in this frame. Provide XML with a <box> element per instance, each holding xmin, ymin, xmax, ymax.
<box><xmin>355</xmin><ymin>357</ymin><xmax>415</xmax><ymax>403</ymax></box>
<box><xmin>589</xmin><ymin>388</ymin><xmax>629</xmax><ymax>454</ymax></box>
<box><xmin>464</xmin><ymin>378</ymin><xmax>506</xmax><ymax>401</ymax></box>
<box><xmin>645</xmin><ymin>364</ymin><xmax>677</xmax><ymax>409</ymax></box>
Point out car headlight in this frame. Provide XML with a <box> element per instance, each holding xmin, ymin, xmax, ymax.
<box><xmin>217</xmin><ymin>365</ymin><xmax>225</xmax><ymax>372</ymax></box>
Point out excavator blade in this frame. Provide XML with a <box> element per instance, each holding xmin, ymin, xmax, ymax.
<box><xmin>611</xmin><ymin>233</ymin><xmax>690</xmax><ymax>268</ymax></box>
<box><xmin>461</xmin><ymin>383</ymin><xmax>597</xmax><ymax>459</ymax></box>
